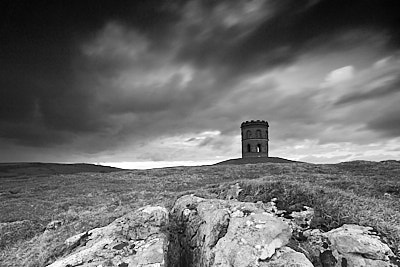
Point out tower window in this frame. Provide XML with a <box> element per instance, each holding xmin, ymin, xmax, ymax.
<box><xmin>257</xmin><ymin>144</ymin><xmax>261</xmax><ymax>152</ymax></box>
<box><xmin>256</xmin><ymin>130</ymin><xmax>261</xmax><ymax>138</ymax></box>
<box><xmin>247</xmin><ymin>144</ymin><xmax>251</xmax><ymax>152</ymax></box>
<box><xmin>246</xmin><ymin>130</ymin><xmax>252</xmax><ymax>139</ymax></box>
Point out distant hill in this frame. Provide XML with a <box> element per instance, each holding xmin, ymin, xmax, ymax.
<box><xmin>215</xmin><ymin>157</ymin><xmax>301</xmax><ymax>165</ymax></box>
<box><xmin>0</xmin><ymin>162</ymin><xmax>121</xmax><ymax>177</ymax></box>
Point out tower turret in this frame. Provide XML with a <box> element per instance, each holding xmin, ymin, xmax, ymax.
<box><xmin>241</xmin><ymin>120</ymin><xmax>269</xmax><ymax>158</ymax></box>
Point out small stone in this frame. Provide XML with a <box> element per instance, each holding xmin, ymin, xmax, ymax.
<box><xmin>183</xmin><ymin>208</ymin><xmax>191</xmax><ymax>217</ymax></box>
<box><xmin>231</xmin><ymin>210</ymin><xmax>244</xmax><ymax>217</ymax></box>
<box><xmin>45</xmin><ymin>220</ymin><xmax>63</xmax><ymax>231</ymax></box>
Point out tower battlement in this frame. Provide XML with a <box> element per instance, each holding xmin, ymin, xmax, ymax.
<box><xmin>241</xmin><ymin>120</ymin><xmax>269</xmax><ymax>158</ymax></box>
<box><xmin>241</xmin><ymin>120</ymin><xmax>269</xmax><ymax>127</ymax></box>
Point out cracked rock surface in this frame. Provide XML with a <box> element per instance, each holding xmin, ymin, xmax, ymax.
<box><xmin>324</xmin><ymin>224</ymin><xmax>395</xmax><ymax>267</ymax></box>
<box><xmin>168</xmin><ymin>195</ymin><xmax>313</xmax><ymax>267</ymax></box>
<box><xmin>47</xmin><ymin>206</ymin><xmax>168</xmax><ymax>267</ymax></box>
<box><xmin>293</xmin><ymin>224</ymin><xmax>397</xmax><ymax>266</ymax></box>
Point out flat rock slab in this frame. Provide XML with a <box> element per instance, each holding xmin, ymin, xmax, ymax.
<box><xmin>47</xmin><ymin>206</ymin><xmax>168</xmax><ymax>267</ymax></box>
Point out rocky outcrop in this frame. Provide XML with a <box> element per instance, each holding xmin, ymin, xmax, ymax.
<box><xmin>168</xmin><ymin>195</ymin><xmax>313</xmax><ymax>267</ymax></box>
<box><xmin>47</xmin><ymin>206</ymin><xmax>168</xmax><ymax>267</ymax></box>
<box><xmin>47</xmin><ymin>194</ymin><xmax>397</xmax><ymax>267</ymax></box>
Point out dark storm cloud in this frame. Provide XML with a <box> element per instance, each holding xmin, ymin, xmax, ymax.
<box><xmin>175</xmin><ymin>0</ymin><xmax>400</xmax><ymax>76</ymax></box>
<box><xmin>367</xmin><ymin>104</ymin><xmax>400</xmax><ymax>137</ymax></box>
<box><xmin>1</xmin><ymin>0</ymin><xmax>400</xmax><ymax>157</ymax></box>
<box><xmin>335</xmin><ymin>76</ymin><xmax>400</xmax><ymax>105</ymax></box>
<box><xmin>0</xmin><ymin>54</ymin><xmax>109</xmax><ymax>146</ymax></box>
<box><xmin>0</xmin><ymin>0</ymin><xmax>178</xmax><ymax>147</ymax></box>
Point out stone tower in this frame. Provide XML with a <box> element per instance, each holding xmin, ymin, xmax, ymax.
<box><xmin>241</xmin><ymin>120</ymin><xmax>269</xmax><ymax>158</ymax></box>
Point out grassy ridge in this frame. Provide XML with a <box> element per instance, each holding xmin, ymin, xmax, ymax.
<box><xmin>0</xmin><ymin>163</ymin><xmax>120</xmax><ymax>178</ymax></box>
<box><xmin>0</xmin><ymin>161</ymin><xmax>399</xmax><ymax>266</ymax></box>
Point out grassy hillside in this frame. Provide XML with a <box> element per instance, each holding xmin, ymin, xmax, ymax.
<box><xmin>0</xmin><ymin>161</ymin><xmax>399</xmax><ymax>266</ymax></box>
<box><xmin>215</xmin><ymin>156</ymin><xmax>300</xmax><ymax>164</ymax></box>
<box><xmin>0</xmin><ymin>162</ymin><xmax>121</xmax><ymax>178</ymax></box>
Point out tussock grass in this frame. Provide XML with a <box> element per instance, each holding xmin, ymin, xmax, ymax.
<box><xmin>0</xmin><ymin>161</ymin><xmax>399</xmax><ymax>266</ymax></box>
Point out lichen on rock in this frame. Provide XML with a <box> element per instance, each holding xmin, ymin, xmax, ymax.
<box><xmin>47</xmin><ymin>206</ymin><xmax>169</xmax><ymax>267</ymax></box>
<box><xmin>168</xmin><ymin>195</ymin><xmax>313</xmax><ymax>267</ymax></box>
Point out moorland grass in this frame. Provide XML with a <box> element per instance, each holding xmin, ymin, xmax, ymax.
<box><xmin>0</xmin><ymin>161</ymin><xmax>399</xmax><ymax>266</ymax></box>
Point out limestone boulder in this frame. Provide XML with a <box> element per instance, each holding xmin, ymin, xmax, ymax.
<box><xmin>292</xmin><ymin>224</ymin><xmax>396</xmax><ymax>267</ymax></box>
<box><xmin>324</xmin><ymin>224</ymin><xmax>395</xmax><ymax>267</ymax></box>
<box><xmin>168</xmin><ymin>195</ymin><xmax>313</xmax><ymax>267</ymax></box>
<box><xmin>47</xmin><ymin>206</ymin><xmax>168</xmax><ymax>267</ymax></box>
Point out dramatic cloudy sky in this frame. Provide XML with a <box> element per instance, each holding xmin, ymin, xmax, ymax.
<box><xmin>1</xmin><ymin>0</ymin><xmax>400</xmax><ymax>168</ymax></box>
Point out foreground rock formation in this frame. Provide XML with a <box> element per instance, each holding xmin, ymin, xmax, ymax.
<box><xmin>47</xmin><ymin>206</ymin><xmax>168</xmax><ymax>267</ymax></box>
<box><xmin>168</xmin><ymin>195</ymin><xmax>312</xmax><ymax>266</ymax></box>
<box><xmin>48</xmin><ymin>194</ymin><xmax>396</xmax><ymax>267</ymax></box>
